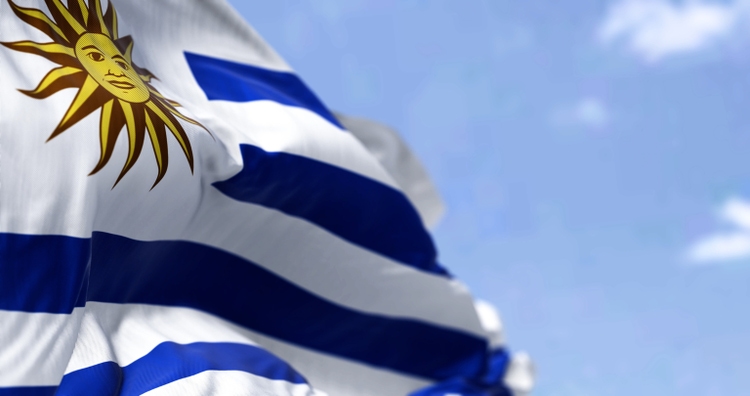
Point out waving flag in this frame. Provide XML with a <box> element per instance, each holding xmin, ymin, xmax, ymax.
<box><xmin>0</xmin><ymin>1</ymin><xmax>533</xmax><ymax>395</ymax></box>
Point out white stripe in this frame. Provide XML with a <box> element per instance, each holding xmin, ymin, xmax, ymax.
<box><xmin>65</xmin><ymin>303</ymin><xmax>259</xmax><ymax>372</ymax></box>
<box><xmin>0</xmin><ymin>308</ymin><xmax>84</xmax><ymax>387</ymax></box>
<box><xmin>60</xmin><ymin>303</ymin><xmax>429</xmax><ymax>396</ymax></box>
<box><xmin>141</xmin><ymin>370</ymin><xmax>324</xmax><ymax>396</ymax></box>
<box><xmin>191</xmin><ymin>99</ymin><xmax>402</xmax><ymax>190</ymax></box>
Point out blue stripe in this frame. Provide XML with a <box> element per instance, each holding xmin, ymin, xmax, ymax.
<box><xmin>185</xmin><ymin>52</ymin><xmax>342</xmax><ymax>128</ymax></box>
<box><xmin>0</xmin><ymin>233</ymin><xmax>90</xmax><ymax>313</ymax></box>
<box><xmin>55</xmin><ymin>342</ymin><xmax>306</xmax><ymax>395</ymax></box>
<box><xmin>213</xmin><ymin>144</ymin><xmax>448</xmax><ymax>275</ymax></box>
<box><xmin>0</xmin><ymin>388</ymin><xmax>55</xmax><ymax>396</ymax></box>
<box><xmin>1</xmin><ymin>232</ymin><xmax>486</xmax><ymax>381</ymax></box>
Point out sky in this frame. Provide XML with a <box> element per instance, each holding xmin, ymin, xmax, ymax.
<box><xmin>227</xmin><ymin>1</ymin><xmax>750</xmax><ymax>395</ymax></box>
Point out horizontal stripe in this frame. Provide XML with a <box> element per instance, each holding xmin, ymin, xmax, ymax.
<box><xmin>0</xmin><ymin>232</ymin><xmax>486</xmax><ymax>381</ymax></box>
<box><xmin>0</xmin><ymin>309</ymin><xmax>84</xmax><ymax>387</ymax></box>
<box><xmin>65</xmin><ymin>303</ymin><xmax>430</xmax><ymax>396</ymax></box>
<box><xmin>185</xmin><ymin>51</ymin><xmax>341</xmax><ymax>128</ymax></box>
<box><xmin>0</xmin><ymin>388</ymin><xmax>55</xmax><ymax>396</ymax></box>
<box><xmin>213</xmin><ymin>144</ymin><xmax>448</xmax><ymax>275</ymax></box>
<box><xmin>0</xmin><ymin>234</ymin><xmax>89</xmax><ymax>313</ymax></box>
<box><xmin>58</xmin><ymin>342</ymin><xmax>307</xmax><ymax>396</ymax></box>
<box><xmin>142</xmin><ymin>370</ymin><xmax>322</xmax><ymax>396</ymax></box>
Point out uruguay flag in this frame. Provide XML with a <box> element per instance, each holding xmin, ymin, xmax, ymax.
<box><xmin>0</xmin><ymin>0</ymin><xmax>533</xmax><ymax>395</ymax></box>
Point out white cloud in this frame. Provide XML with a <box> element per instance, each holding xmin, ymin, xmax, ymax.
<box><xmin>598</xmin><ymin>0</ymin><xmax>749</xmax><ymax>62</ymax></box>
<box><xmin>719</xmin><ymin>196</ymin><xmax>750</xmax><ymax>228</ymax></box>
<box><xmin>686</xmin><ymin>197</ymin><xmax>750</xmax><ymax>264</ymax></box>
<box><xmin>550</xmin><ymin>97</ymin><xmax>609</xmax><ymax>129</ymax></box>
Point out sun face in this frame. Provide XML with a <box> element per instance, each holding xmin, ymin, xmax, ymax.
<box><xmin>75</xmin><ymin>33</ymin><xmax>150</xmax><ymax>103</ymax></box>
<box><xmin>2</xmin><ymin>0</ymin><xmax>206</xmax><ymax>188</ymax></box>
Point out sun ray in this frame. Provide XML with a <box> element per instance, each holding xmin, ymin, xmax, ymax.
<box><xmin>167</xmin><ymin>107</ymin><xmax>202</xmax><ymax>126</ymax></box>
<box><xmin>77</xmin><ymin>0</ymin><xmax>89</xmax><ymax>22</ymax></box>
<box><xmin>119</xmin><ymin>36</ymin><xmax>134</xmax><ymax>64</ymax></box>
<box><xmin>1</xmin><ymin>41</ymin><xmax>80</xmax><ymax>67</ymax></box>
<box><xmin>149</xmin><ymin>91</ymin><xmax>211</xmax><ymax>137</ymax></box>
<box><xmin>45</xmin><ymin>0</ymin><xmax>86</xmax><ymax>37</ymax></box>
<box><xmin>149</xmin><ymin>89</ymin><xmax>178</xmax><ymax>105</ymax></box>
<box><xmin>67</xmin><ymin>0</ymin><xmax>88</xmax><ymax>26</ymax></box>
<box><xmin>157</xmin><ymin>99</ymin><xmax>201</xmax><ymax>126</ymax></box>
<box><xmin>103</xmin><ymin>0</ymin><xmax>118</xmax><ymax>39</ymax></box>
<box><xmin>49</xmin><ymin>75</ymin><xmax>106</xmax><ymax>140</ymax></box>
<box><xmin>87</xmin><ymin>0</ymin><xmax>110</xmax><ymax>37</ymax></box>
<box><xmin>144</xmin><ymin>109</ymin><xmax>170</xmax><ymax>187</ymax></box>
<box><xmin>146</xmin><ymin>101</ymin><xmax>194</xmax><ymax>171</ymax></box>
<box><xmin>90</xmin><ymin>98</ymin><xmax>125</xmax><ymax>175</ymax></box>
<box><xmin>8</xmin><ymin>0</ymin><xmax>69</xmax><ymax>43</ymax></box>
<box><xmin>20</xmin><ymin>66</ymin><xmax>85</xmax><ymax>99</ymax></box>
<box><xmin>148</xmin><ymin>89</ymin><xmax>167</xmax><ymax>101</ymax></box>
<box><xmin>115</xmin><ymin>100</ymin><xmax>146</xmax><ymax>185</ymax></box>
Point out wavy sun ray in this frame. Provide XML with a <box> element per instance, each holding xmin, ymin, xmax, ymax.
<box><xmin>51</xmin><ymin>75</ymin><xmax>105</xmax><ymax>139</ymax></box>
<box><xmin>21</xmin><ymin>66</ymin><xmax>86</xmax><ymax>99</ymax></box>
<box><xmin>0</xmin><ymin>41</ymin><xmax>78</xmax><ymax>66</ymax></box>
<box><xmin>8</xmin><ymin>2</ymin><xmax>69</xmax><ymax>43</ymax></box>
<box><xmin>2</xmin><ymin>0</ymin><xmax>206</xmax><ymax>188</ymax></box>
<box><xmin>67</xmin><ymin>0</ymin><xmax>89</xmax><ymax>24</ymax></box>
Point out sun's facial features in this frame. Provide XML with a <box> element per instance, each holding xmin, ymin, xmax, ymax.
<box><xmin>75</xmin><ymin>33</ymin><xmax>149</xmax><ymax>103</ymax></box>
<box><xmin>2</xmin><ymin>0</ymin><xmax>207</xmax><ymax>188</ymax></box>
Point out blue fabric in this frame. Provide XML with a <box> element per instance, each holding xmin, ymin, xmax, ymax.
<box><xmin>0</xmin><ymin>231</ymin><xmax>486</xmax><ymax>381</ymax></box>
<box><xmin>185</xmin><ymin>51</ymin><xmax>342</xmax><ymax>128</ymax></box>
<box><xmin>56</xmin><ymin>342</ymin><xmax>307</xmax><ymax>395</ymax></box>
<box><xmin>410</xmin><ymin>348</ymin><xmax>514</xmax><ymax>396</ymax></box>
<box><xmin>0</xmin><ymin>233</ymin><xmax>90</xmax><ymax>313</ymax></box>
<box><xmin>214</xmin><ymin>144</ymin><xmax>448</xmax><ymax>275</ymax></box>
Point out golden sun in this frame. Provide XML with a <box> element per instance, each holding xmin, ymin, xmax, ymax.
<box><xmin>2</xmin><ymin>0</ymin><xmax>206</xmax><ymax>188</ymax></box>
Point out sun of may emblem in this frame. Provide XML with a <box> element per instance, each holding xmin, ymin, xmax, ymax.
<box><xmin>2</xmin><ymin>0</ymin><xmax>206</xmax><ymax>188</ymax></box>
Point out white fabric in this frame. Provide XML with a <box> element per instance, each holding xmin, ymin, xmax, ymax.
<box><xmin>505</xmin><ymin>352</ymin><xmax>536</xmax><ymax>396</ymax></box>
<box><xmin>0</xmin><ymin>309</ymin><xmax>84</xmax><ymax>386</ymax></box>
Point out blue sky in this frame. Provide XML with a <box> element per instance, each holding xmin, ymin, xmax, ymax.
<box><xmin>228</xmin><ymin>1</ymin><xmax>750</xmax><ymax>394</ymax></box>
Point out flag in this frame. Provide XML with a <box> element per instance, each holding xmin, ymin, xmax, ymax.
<box><xmin>0</xmin><ymin>0</ymin><xmax>533</xmax><ymax>395</ymax></box>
